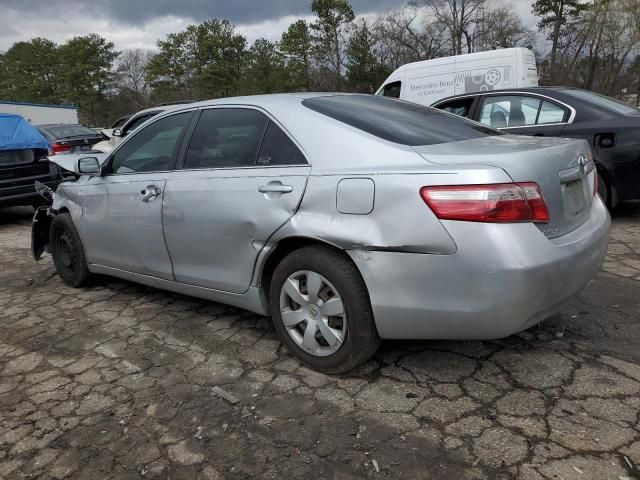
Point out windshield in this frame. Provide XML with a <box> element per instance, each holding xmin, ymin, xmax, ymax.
<box><xmin>303</xmin><ymin>95</ymin><xmax>502</xmax><ymax>146</ymax></box>
<box><xmin>563</xmin><ymin>89</ymin><xmax>639</xmax><ymax>115</ymax></box>
<box><xmin>39</xmin><ymin>125</ymin><xmax>99</xmax><ymax>139</ymax></box>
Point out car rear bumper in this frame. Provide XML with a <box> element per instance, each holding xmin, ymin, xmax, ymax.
<box><xmin>349</xmin><ymin>197</ymin><xmax>611</xmax><ymax>340</ymax></box>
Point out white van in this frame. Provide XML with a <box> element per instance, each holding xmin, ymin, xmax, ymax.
<box><xmin>376</xmin><ymin>48</ymin><xmax>538</xmax><ymax>106</ymax></box>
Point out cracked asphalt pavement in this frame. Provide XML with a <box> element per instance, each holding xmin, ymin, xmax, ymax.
<box><xmin>1</xmin><ymin>204</ymin><xmax>639</xmax><ymax>480</ymax></box>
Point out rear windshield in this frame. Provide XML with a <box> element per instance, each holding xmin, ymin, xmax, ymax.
<box><xmin>563</xmin><ymin>89</ymin><xmax>639</xmax><ymax>116</ymax></box>
<box><xmin>302</xmin><ymin>95</ymin><xmax>502</xmax><ymax>146</ymax></box>
<box><xmin>38</xmin><ymin>125</ymin><xmax>98</xmax><ymax>139</ymax></box>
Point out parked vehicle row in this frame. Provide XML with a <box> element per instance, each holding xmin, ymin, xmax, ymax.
<box><xmin>0</xmin><ymin>114</ymin><xmax>61</xmax><ymax>209</ymax></box>
<box><xmin>36</xmin><ymin>123</ymin><xmax>103</xmax><ymax>155</ymax></box>
<box><xmin>431</xmin><ymin>87</ymin><xmax>640</xmax><ymax>208</ymax></box>
<box><xmin>33</xmin><ymin>94</ymin><xmax>610</xmax><ymax>373</ymax></box>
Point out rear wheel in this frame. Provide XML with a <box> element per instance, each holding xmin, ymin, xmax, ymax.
<box><xmin>269</xmin><ymin>245</ymin><xmax>380</xmax><ymax>374</ymax></box>
<box><xmin>50</xmin><ymin>213</ymin><xmax>90</xmax><ymax>287</ymax></box>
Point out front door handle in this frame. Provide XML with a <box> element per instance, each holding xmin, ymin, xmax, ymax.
<box><xmin>141</xmin><ymin>185</ymin><xmax>162</xmax><ymax>202</ymax></box>
<box><xmin>258</xmin><ymin>184</ymin><xmax>293</xmax><ymax>194</ymax></box>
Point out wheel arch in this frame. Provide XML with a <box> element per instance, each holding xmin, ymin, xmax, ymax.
<box><xmin>257</xmin><ymin>236</ymin><xmax>361</xmax><ymax>312</ymax></box>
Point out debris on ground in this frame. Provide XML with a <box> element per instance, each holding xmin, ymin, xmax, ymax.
<box><xmin>211</xmin><ymin>386</ymin><xmax>240</xmax><ymax>404</ymax></box>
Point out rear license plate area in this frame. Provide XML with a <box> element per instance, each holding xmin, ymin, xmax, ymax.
<box><xmin>563</xmin><ymin>179</ymin><xmax>585</xmax><ymax>215</ymax></box>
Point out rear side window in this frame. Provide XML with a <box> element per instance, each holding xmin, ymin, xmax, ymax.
<box><xmin>183</xmin><ymin>108</ymin><xmax>269</xmax><ymax>169</ymax></box>
<box><xmin>479</xmin><ymin>95</ymin><xmax>567</xmax><ymax>128</ymax></box>
<box><xmin>303</xmin><ymin>95</ymin><xmax>501</xmax><ymax>146</ymax></box>
<box><xmin>257</xmin><ymin>122</ymin><xmax>306</xmax><ymax>166</ymax></box>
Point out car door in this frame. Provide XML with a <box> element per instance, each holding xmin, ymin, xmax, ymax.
<box><xmin>78</xmin><ymin>110</ymin><xmax>195</xmax><ymax>279</ymax></box>
<box><xmin>163</xmin><ymin>107</ymin><xmax>311</xmax><ymax>294</ymax></box>
<box><xmin>475</xmin><ymin>94</ymin><xmax>568</xmax><ymax>136</ymax></box>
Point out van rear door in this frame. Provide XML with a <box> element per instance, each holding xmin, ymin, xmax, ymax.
<box><xmin>517</xmin><ymin>49</ymin><xmax>539</xmax><ymax>87</ymax></box>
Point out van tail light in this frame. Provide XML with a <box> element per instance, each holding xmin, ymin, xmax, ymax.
<box><xmin>420</xmin><ymin>183</ymin><xmax>550</xmax><ymax>224</ymax></box>
<box><xmin>50</xmin><ymin>143</ymin><xmax>72</xmax><ymax>155</ymax></box>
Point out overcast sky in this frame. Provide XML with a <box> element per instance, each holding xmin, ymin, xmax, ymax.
<box><xmin>0</xmin><ymin>0</ymin><xmax>537</xmax><ymax>52</ymax></box>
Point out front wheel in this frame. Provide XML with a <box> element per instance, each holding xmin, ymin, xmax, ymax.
<box><xmin>50</xmin><ymin>213</ymin><xmax>91</xmax><ymax>288</ymax></box>
<box><xmin>269</xmin><ymin>245</ymin><xmax>380</xmax><ymax>374</ymax></box>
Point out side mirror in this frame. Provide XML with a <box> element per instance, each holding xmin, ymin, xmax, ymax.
<box><xmin>111</xmin><ymin>128</ymin><xmax>122</xmax><ymax>137</ymax></box>
<box><xmin>76</xmin><ymin>157</ymin><xmax>101</xmax><ymax>175</ymax></box>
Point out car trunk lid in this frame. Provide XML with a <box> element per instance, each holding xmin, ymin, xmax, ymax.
<box><xmin>413</xmin><ymin>135</ymin><xmax>596</xmax><ymax>238</ymax></box>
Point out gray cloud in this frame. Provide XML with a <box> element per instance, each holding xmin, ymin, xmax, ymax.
<box><xmin>0</xmin><ymin>0</ymin><xmax>409</xmax><ymax>26</ymax></box>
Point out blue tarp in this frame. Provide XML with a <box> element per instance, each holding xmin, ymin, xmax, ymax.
<box><xmin>0</xmin><ymin>113</ymin><xmax>49</xmax><ymax>151</ymax></box>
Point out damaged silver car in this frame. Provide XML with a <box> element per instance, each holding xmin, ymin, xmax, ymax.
<box><xmin>33</xmin><ymin>94</ymin><xmax>610</xmax><ymax>373</ymax></box>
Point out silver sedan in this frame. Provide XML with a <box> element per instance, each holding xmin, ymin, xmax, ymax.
<box><xmin>33</xmin><ymin>94</ymin><xmax>610</xmax><ymax>373</ymax></box>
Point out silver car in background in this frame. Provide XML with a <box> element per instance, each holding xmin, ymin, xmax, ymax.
<box><xmin>32</xmin><ymin>94</ymin><xmax>610</xmax><ymax>373</ymax></box>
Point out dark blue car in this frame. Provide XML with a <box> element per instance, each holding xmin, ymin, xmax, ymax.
<box><xmin>0</xmin><ymin>114</ymin><xmax>61</xmax><ymax>209</ymax></box>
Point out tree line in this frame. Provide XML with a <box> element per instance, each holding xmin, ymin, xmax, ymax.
<box><xmin>1</xmin><ymin>0</ymin><xmax>639</xmax><ymax>126</ymax></box>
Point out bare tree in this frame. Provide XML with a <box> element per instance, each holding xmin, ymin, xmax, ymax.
<box><xmin>475</xmin><ymin>6</ymin><xmax>536</xmax><ymax>50</ymax></box>
<box><xmin>374</xmin><ymin>7</ymin><xmax>448</xmax><ymax>69</ymax></box>
<box><xmin>411</xmin><ymin>0</ymin><xmax>486</xmax><ymax>54</ymax></box>
<box><xmin>116</xmin><ymin>49</ymin><xmax>154</xmax><ymax>108</ymax></box>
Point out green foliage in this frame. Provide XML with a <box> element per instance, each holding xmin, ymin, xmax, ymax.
<box><xmin>281</xmin><ymin>20</ymin><xmax>312</xmax><ymax>90</ymax></box>
<box><xmin>533</xmin><ymin>0</ymin><xmax>587</xmax><ymax>31</ymax></box>
<box><xmin>0</xmin><ymin>38</ymin><xmax>60</xmax><ymax>103</ymax></box>
<box><xmin>147</xmin><ymin>19</ymin><xmax>247</xmax><ymax>102</ymax></box>
<box><xmin>245</xmin><ymin>39</ymin><xmax>286</xmax><ymax>94</ymax></box>
<box><xmin>311</xmin><ymin>0</ymin><xmax>355</xmax><ymax>90</ymax></box>
<box><xmin>346</xmin><ymin>20</ymin><xmax>389</xmax><ymax>92</ymax></box>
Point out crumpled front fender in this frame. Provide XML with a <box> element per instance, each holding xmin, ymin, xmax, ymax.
<box><xmin>32</xmin><ymin>207</ymin><xmax>53</xmax><ymax>261</ymax></box>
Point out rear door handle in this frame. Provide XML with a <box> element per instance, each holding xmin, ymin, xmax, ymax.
<box><xmin>258</xmin><ymin>184</ymin><xmax>293</xmax><ymax>194</ymax></box>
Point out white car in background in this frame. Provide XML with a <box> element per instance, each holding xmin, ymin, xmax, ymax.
<box><xmin>92</xmin><ymin>107</ymin><xmax>174</xmax><ymax>153</ymax></box>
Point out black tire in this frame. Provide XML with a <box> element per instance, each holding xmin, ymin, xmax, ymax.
<box><xmin>597</xmin><ymin>172</ymin><xmax>611</xmax><ymax>209</ymax></box>
<box><xmin>269</xmin><ymin>245</ymin><xmax>380</xmax><ymax>374</ymax></box>
<box><xmin>49</xmin><ymin>213</ymin><xmax>91</xmax><ymax>288</ymax></box>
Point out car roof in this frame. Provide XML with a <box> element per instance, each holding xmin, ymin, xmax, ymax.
<box><xmin>432</xmin><ymin>86</ymin><xmax>579</xmax><ymax>104</ymax></box>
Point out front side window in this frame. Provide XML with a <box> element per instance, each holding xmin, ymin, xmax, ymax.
<box><xmin>479</xmin><ymin>95</ymin><xmax>567</xmax><ymax>128</ymax></box>
<box><xmin>436</xmin><ymin>98</ymin><xmax>474</xmax><ymax>118</ymax></box>
<box><xmin>109</xmin><ymin>112</ymin><xmax>192</xmax><ymax>174</ymax></box>
<box><xmin>183</xmin><ymin>109</ymin><xmax>269</xmax><ymax>169</ymax></box>
<box><xmin>303</xmin><ymin>95</ymin><xmax>501</xmax><ymax>147</ymax></box>
<box><xmin>380</xmin><ymin>81</ymin><xmax>401</xmax><ymax>98</ymax></box>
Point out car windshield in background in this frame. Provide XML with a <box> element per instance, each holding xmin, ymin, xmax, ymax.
<box><xmin>563</xmin><ymin>89</ymin><xmax>640</xmax><ymax>116</ymax></box>
<box><xmin>302</xmin><ymin>95</ymin><xmax>502</xmax><ymax>146</ymax></box>
<box><xmin>39</xmin><ymin>125</ymin><xmax>99</xmax><ymax>138</ymax></box>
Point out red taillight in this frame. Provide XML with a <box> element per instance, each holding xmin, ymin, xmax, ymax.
<box><xmin>50</xmin><ymin>143</ymin><xmax>72</xmax><ymax>155</ymax></box>
<box><xmin>420</xmin><ymin>183</ymin><xmax>550</xmax><ymax>224</ymax></box>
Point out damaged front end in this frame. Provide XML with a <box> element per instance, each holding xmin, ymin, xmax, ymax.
<box><xmin>32</xmin><ymin>181</ymin><xmax>55</xmax><ymax>261</ymax></box>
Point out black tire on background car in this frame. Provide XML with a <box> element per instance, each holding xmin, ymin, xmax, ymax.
<box><xmin>597</xmin><ymin>172</ymin><xmax>611</xmax><ymax>210</ymax></box>
<box><xmin>49</xmin><ymin>213</ymin><xmax>91</xmax><ymax>288</ymax></box>
<box><xmin>269</xmin><ymin>245</ymin><xmax>380</xmax><ymax>374</ymax></box>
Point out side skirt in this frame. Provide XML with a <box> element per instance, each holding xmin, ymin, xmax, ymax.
<box><xmin>88</xmin><ymin>264</ymin><xmax>270</xmax><ymax>316</ymax></box>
